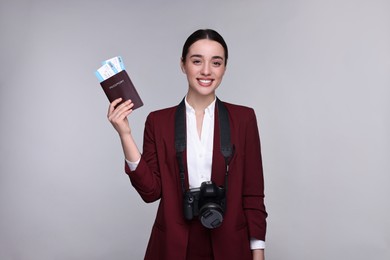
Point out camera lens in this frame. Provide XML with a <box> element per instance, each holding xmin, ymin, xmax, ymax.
<box><xmin>200</xmin><ymin>204</ymin><xmax>224</xmax><ymax>229</ymax></box>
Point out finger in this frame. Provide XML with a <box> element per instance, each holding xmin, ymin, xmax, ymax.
<box><xmin>108</xmin><ymin>101</ymin><xmax>133</xmax><ymax>122</ymax></box>
<box><xmin>108</xmin><ymin>98</ymin><xmax>123</xmax><ymax>116</ymax></box>
<box><xmin>118</xmin><ymin>108</ymin><xmax>133</xmax><ymax>120</ymax></box>
<box><xmin>114</xmin><ymin>100</ymin><xmax>133</xmax><ymax>115</ymax></box>
<box><xmin>108</xmin><ymin>99</ymin><xmax>132</xmax><ymax>118</ymax></box>
<box><xmin>110</xmin><ymin>108</ymin><xmax>133</xmax><ymax>126</ymax></box>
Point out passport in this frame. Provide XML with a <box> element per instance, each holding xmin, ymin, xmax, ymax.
<box><xmin>96</xmin><ymin>56</ymin><xmax>143</xmax><ymax>110</ymax></box>
<box><xmin>100</xmin><ymin>69</ymin><xmax>143</xmax><ymax>110</ymax></box>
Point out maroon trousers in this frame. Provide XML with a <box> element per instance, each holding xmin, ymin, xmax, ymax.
<box><xmin>186</xmin><ymin>219</ymin><xmax>214</xmax><ymax>260</ymax></box>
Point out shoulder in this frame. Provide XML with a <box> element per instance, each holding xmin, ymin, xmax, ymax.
<box><xmin>223</xmin><ymin>101</ymin><xmax>254</xmax><ymax>113</ymax></box>
<box><xmin>222</xmin><ymin>101</ymin><xmax>256</xmax><ymax>122</ymax></box>
<box><xmin>149</xmin><ymin>105</ymin><xmax>177</xmax><ymax>116</ymax></box>
<box><xmin>145</xmin><ymin>105</ymin><xmax>178</xmax><ymax>123</ymax></box>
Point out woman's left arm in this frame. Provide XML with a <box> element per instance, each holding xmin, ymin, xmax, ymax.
<box><xmin>242</xmin><ymin>109</ymin><xmax>268</xmax><ymax>241</ymax></box>
<box><xmin>252</xmin><ymin>249</ymin><xmax>265</xmax><ymax>260</ymax></box>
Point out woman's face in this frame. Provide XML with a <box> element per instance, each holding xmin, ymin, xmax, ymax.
<box><xmin>181</xmin><ymin>39</ymin><xmax>226</xmax><ymax>99</ymax></box>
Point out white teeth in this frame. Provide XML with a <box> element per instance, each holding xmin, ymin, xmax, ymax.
<box><xmin>199</xmin><ymin>79</ymin><xmax>211</xmax><ymax>84</ymax></box>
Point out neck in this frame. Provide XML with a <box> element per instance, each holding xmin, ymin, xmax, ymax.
<box><xmin>186</xmin><ymin>92</ymin><xmax>215</xmax><ymax>112</ymax></box>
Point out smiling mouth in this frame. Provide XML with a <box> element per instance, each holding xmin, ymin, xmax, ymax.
<box><xmin>198</xmin><ymin>79</ymin><xmax>213</xmax><ymax>86</ymax></box>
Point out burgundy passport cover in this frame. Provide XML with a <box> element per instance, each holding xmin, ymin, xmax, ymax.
<box><xmin>100</xmin><ymin>70</ymin><xmax>143</xmax><ymax>110</ymax></box>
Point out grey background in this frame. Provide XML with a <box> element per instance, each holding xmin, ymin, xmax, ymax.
<box><xmin>1</xmin><ymin>0</ymin><xmax>389</xmax><ymax>259</ymax></box>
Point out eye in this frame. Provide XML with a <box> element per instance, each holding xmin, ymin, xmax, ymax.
<box><xmin>192</xmin><ymin>59</ymin><xmax>202</xmax><ymax>65</ymax></box>
<box><xmin>212</xmin><ymin>61</ymin><xmax>222</xmax><ymax>67</ymax></box>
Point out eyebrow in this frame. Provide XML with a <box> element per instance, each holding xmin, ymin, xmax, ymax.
<box><xmin>189</xmin><ymin>54</ymin><xmax>224</xmax><ymax>60</ymax></box>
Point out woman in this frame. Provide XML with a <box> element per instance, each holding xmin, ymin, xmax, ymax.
<box><xmin>108</xmin><ymin>29</ymin><xmax>267</xmax><ymax>260</ymax></box>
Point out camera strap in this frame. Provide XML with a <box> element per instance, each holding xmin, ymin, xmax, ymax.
<box><xmin>175</xmin><ymin>97</ymin><xmax>233</xmax><ymax>194</ymax></box>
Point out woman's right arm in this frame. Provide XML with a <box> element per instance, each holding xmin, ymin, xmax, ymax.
<box><xmin>107</xmin><ymin>98</ymin><xmax>141</xmax><ymax>162</ymax></box>
<box><xmin>109</xmin><ymin>99</ymin><xmax>162</xmax><ymax>203</ymax></box>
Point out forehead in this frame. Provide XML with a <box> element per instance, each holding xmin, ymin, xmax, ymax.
<box><xmin>187</xmin><ymin>39</ymin><xmax>225</xmax><ymax>58</ymax></box>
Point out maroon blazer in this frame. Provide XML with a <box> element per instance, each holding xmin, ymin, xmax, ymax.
<box><xmin>125</xmin><ymin>101</ymin><xmax>267</xmax><ymax>260</ymax></box>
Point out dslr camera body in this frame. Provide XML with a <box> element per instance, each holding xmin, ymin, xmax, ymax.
<box><xmin>183</xmin><ymin>181</ymin><xmax>226</xmax><ymax>229</ymax></box>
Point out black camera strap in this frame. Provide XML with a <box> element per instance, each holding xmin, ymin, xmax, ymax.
<box><xmin>175</xmin><ymin>97</ymin><xmax>233</xmax><ymax>194</ymax></box>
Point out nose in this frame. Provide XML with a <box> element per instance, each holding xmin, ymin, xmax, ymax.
<box><xmin>201</xmin><ymin>62</ymin><xmax>211</xmax><ymax>76</ymax></box>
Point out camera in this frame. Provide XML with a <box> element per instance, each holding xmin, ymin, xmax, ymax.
<box><xmin>183</xmin><ymin>181</ymin><xmax>226</xmax><ymax>229</ymax></box>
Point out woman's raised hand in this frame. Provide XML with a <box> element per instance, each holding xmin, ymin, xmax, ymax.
<box><xmin>107</xmin><ymin>98</ymin><xmax>134</xmax><ymax>137</ymax></box>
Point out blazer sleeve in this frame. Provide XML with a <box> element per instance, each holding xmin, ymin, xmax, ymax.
<box><xmin>124</xmin><ymin>112</ymin><xmax>162</xmax><ymax>203</ymax></box>
<box><xmin>243</xmin><ymin>109</ymin><xmax>268</xmax><ymax>241</ymax></box>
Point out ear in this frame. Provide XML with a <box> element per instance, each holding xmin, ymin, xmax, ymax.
<box><xmin>180</xmin><ymin>58</ymin><xmax>186</xmax><ymax>74</ymax></box>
